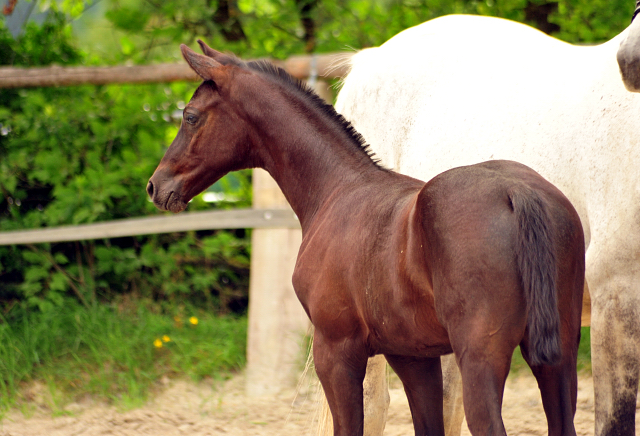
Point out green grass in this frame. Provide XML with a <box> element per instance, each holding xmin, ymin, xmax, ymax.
<box><xmin>0</xmin><ymin>301</ymin><xmax>247</xmax><ymax>415</ymax></box>
<box><xmin>0</xmin><ymin>302</ymin><xmax>592</xmax><ymax>416</ymax></box>
<box><xmin>510</xmin><ymin>326</ymin><xmax>592</xmax><ymax>375</ymax></box>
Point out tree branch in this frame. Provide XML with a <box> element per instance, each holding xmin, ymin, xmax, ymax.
<box><xmin>209</xmin><ymin>0</ymin><xmax>247</xmax><ymax>42</ymax></box>
<box><xmin>295</xmin><ymin>0</ymin><xmax>318</xmax><ymax>53</ymax></box>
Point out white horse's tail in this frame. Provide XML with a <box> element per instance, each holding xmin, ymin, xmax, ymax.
<box><xmin>316</xmin><ymin>394</ymin><xmax>333</xmax><ymax>436</ymax></box>
<box><xmin>298</xmin><ymin>336</ymin><xmax>333</xmax><ymax>436</ymax></box>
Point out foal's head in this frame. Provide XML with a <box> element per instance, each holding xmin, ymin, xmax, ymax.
<box><xmin>147</xmin><ymin>42</ymin><xmax>260</xmax><ymax>212</ymax></box>
<box><xmin>148</xmin><ymin>41</ymin><xmax>380</xmax><ymax>213</ymax></box>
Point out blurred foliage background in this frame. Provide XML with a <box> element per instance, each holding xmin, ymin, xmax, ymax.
<box><xmin>0</xmin><ymin>12</ymin><xmax>253</xmax><ymax>314</ymax></box>
<box><xmin>0</xmin><ymin>0</ymin><xmax>632</xmax><ymax>317</ymax></box>
<box><xmin>0</xmin><ymin>0</ymin><xmax>628</xmax><ymax>411</ymax></box>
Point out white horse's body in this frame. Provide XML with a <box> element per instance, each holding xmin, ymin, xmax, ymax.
<box><xmin>336</xmin><ymin>14</ymin><xmax>640</xmax><ymax>435</ymax></box>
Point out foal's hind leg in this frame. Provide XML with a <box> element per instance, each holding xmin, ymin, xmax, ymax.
<box><xmin>455</xmin><ymin>354</ymin><xmax>511</xmax><ymax>436</ymax></box>
<box><xmin>519</xmin><ymin>265</ymin><xmax>581</xmax><ymax>436</ymax></box>
<box><xmin>385</xmin><ymin>354</ymin><xmax>445</xmax><ymax>436</ymax></box>
<box><xmin>449</xmin><ymin>327</ymin><xmax>517</xmax><ymax>436</ymax></box>
<box><xmin>313</xmin><ymin>330</ymin><xmax>369</xmax><ymax>436</ymax></box>
<box><xmin>520</xmin><ymin>301</ymin><xmax>580</xmax><ymax>436</ymax></box>
<box><xmin>520</xmin><ymin>338</ymin><xmax>578</xmax><ymax>436</ymax></box>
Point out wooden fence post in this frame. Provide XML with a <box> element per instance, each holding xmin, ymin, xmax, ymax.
<box><xmin>245</xmin><ymin>80</ymin><xmax>332</xmax><ymax>396</ymax></box>
<box><xmin>245</xmin><ymin>169</ymin><xmax>308</xmax><ymax>396</ymax></box>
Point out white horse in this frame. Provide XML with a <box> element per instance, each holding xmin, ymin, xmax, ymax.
<box><xmin>331</xmin><ymin>13</ymin><xmax>640</xmax><ymax>436</ymax></box>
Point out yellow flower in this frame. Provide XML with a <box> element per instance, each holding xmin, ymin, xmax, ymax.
<box><xmin>162</xmin><ymin>335</ymin><xmax>171</xmax><ymax>343</ymax></box>
<box><xmin>189</xmin><ymin>316</ymin><xmax>199</xmax><ymax>325</ymax></box>
<box><xmin>154</xmin><ymin>338</ymin><xmax>163</xmax><ymax>348</ymax></box>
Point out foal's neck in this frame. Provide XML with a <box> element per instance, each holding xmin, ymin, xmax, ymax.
<box><xmin>251</xmin><ymin>81</ymin><xmax>385</xmax><ymax>228</ymax></box>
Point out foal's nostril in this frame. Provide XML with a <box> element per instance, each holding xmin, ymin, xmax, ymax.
<box><xmin>146</xmin><ymin>181</ymin><xmax>154</xmax><ymax>199</ymax></box>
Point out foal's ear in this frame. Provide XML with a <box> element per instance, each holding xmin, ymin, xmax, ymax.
<box><xmin>197</xmin><ymin>40</ymin><xmax>237</xmax><ymax>65</ymax></box>
<box><xmin>180</xmin><ymin>44</ymin><xmax>223</xmax><ymax>82</ymax></box>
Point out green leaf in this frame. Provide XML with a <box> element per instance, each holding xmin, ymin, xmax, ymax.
<box><xmin>22</xmin><ymin>251</ymin><xmax>46</xmax><ymax>265</ymax></box>
<box><xmin>23</xmin><ymin>266</ymin><xmax>50</xmax><ymax>283</ymax></box>
<box><xmin>105</xmin><ymin>7</ymin><xmax>150</xmax><ymax>32</ymax></box>
<box><xmin>119</xmin><ymin>36</ymin><xmax>136</xmax><ymax>56</ymax></box>
<box><xmin>49</xmin><ymin>271</ymin><xmax>69</xmax><ymax>293</ymax></box>
<box><xmin>53</xmin><ymin>252</ymin><xmax>69</xmax><ymax>265</ymax></box>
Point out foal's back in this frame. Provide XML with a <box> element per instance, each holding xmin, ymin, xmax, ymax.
<box><xmin>416</xmin><ymin>160</ymin><xmax>583</xmax><ymax>346</ymax></box>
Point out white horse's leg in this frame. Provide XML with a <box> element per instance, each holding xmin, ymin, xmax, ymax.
<box><xmin>442</xmin><ymin>354</ymin><xmax>465</xmax><ymax>436</ymax></box>
<box><xmin>590</xmin><ymin>277</ymin><xmax>640</xmax><ymax>436</ymax></box>
<box><xmin>363</xmin><ymin>355</ymin><xmax>390</xmax><ymax>436</ymax></box>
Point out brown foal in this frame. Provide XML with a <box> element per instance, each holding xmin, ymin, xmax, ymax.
<box><xmin>147</xmin><ymin>41</ymin><xmax>585</xmax><ymax>436</ymax></box>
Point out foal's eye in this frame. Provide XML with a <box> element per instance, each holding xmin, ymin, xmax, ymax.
<box><xmin>184</xmin><ymin>113</ymin><xmax>198</xmax><ymax>125</ymax></box>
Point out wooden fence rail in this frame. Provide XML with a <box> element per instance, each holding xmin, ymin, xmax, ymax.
<box><xmin>0</xmin><ymin>208</ymin><xmax>300</xmax><ymax>245</ymax></box>
<box><xmin>0</xmin><ymin>52</ymin><xmax>353</xmax><ymax>88</ymax></box>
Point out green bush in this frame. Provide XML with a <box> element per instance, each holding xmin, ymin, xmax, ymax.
<box><xmin>0</xmin><ymin>14</ymin><xmax>251</xmax><ymax>314</ymax></box>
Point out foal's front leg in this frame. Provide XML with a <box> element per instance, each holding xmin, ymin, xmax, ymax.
<box><xmin>385</xmin><ymin>354</ymin><xmax>446</xmax><ymax>436</ymax></box>
<box><xmin>313</xmin><ymin>330</ymin><xmax>369</xmax><ymax>436</ymax></box>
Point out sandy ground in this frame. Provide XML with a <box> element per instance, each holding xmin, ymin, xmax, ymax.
<box><xmin>0</xmin><ymin>371</ymin><xmax>633</xmax><ymax>436</ymax></box>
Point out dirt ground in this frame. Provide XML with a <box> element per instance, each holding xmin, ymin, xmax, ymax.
<box><xmin>0</xmin><ymin>371</ymin><xmax>635</xmax><ymax>436</ymax></box>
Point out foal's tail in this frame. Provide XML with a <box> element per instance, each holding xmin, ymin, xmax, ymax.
<box><xmin>510</xmin><ymin>187</ymin><xmax>561</xmax><ymax>366</ymax></box>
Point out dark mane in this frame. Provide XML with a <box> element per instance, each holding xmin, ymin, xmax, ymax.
<box><xmin>245</xmin><ymin>59</ymin><xmax>387</xmax><ymax>170</ymax></box>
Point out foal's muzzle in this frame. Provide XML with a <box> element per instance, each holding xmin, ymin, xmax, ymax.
<box><xmin>146</xmin><ymin>180</ymin><xmax>155</xmax><ymax>199</ymax></box>
<box><xmin>146</xmin><ymin>174</ymin><xmax>188</xmax><ymax>213</ymax></box>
